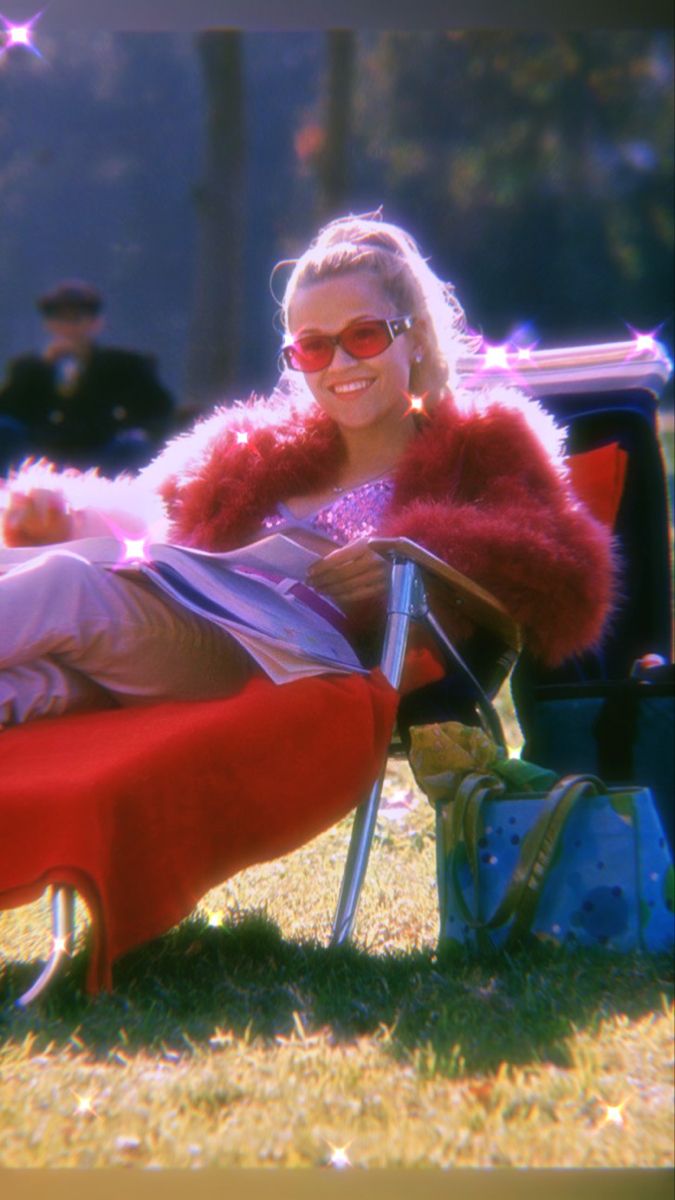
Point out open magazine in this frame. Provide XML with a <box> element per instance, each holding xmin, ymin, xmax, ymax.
<box><xmin>0</xmin><ymin>531</ymin><xmax>371</xmax><ymax>684</ymax></box>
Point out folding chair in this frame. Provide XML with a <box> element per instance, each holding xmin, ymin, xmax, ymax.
<box><xmin>331</xmin><ymin>337</ymin><xmax>674</xmax><ymax>946</ymax></box>
<box><xmin>8</xmin><ymin>548</ymin><xmax>518</xmax><ymax>1008</ymax></box>
<box><xmin>6</xmin><ymin>339</ymin><xmax>672</xmax><ymax>1004</ymax></box>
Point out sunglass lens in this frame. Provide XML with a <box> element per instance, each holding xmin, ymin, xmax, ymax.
<box><xmin>284</xmin><ymin>320</ymin><xmax>394</xmax><ymax>371</ymax></box>
<box><xmin>288</xmin><ymin>335</ymin><xmax>332</xmax><ymax>372</ymax></box>
<box><xmin>341</xmin><ymin>321</ymin><xmax>391</xmax><ymax>359</ymax></box>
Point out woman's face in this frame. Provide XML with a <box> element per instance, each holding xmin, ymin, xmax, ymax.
<box><xmin>286</xmin><ymin>272</ymin><xmax>420</xmax><ymax>434</ymax></box>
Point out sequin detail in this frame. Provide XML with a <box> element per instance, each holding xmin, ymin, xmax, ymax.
<box><xmin>261</xmin><ymin>476</ymin><xmax>395</xmax><ymax>545</ymax></box>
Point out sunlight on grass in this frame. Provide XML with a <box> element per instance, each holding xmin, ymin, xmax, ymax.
<box><xmin>1</xmin><ymin>745</ymin><xmax>672</xmax><ymax>1169</ymax></box>
<box><xmin>0</xmin><ymin>419</ymin><xmax>672</xmax><ymax>1168</ymax></box>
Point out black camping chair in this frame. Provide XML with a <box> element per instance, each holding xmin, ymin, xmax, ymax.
<box><xmin>331</xmin><ymin>337</ymin><xmax>674</xmax><ymax>946</ymax></box>
<box><xmin>511</xmin><ymin>360</ymin><xmax>674</xmax><ymax>852</ymax></box>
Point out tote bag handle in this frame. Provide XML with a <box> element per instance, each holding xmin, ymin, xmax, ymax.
<box><xmin>450</xmin><ymin>773</ymin><xmax>605</xmax><ymax>945</ymax></box>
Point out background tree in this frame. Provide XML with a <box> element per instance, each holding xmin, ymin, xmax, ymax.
<box><xmin>316</xmin><ymin>31</ymin><xmax>356</xmax><ymax>221</ymax></box>
<box><xmin>185</xmin><ymin>32</ymin><xmax>246</xmax><ymax>411</ymax></box>
<box><xmin>0</xmin><ymin>31</ymin><xmax>671</xmax><ymax>406</ymax></box>
<box><xmin>353</xmin><ymin>31</ymin><xmax>674</xmax><ymax>346</ymax></box>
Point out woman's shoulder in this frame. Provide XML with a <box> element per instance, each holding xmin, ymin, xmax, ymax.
<box><xmin>445</xmin><ymin>381</ymin><xmax>567</xmax><ymax>468</ymax></box>
<box><xmin>140</xmin><ymin>388</ymin><xmax>330</xmax><ymax>490</ymax></box>
<box><xmin>390</xmin><ymin>384</ymin><xmax>568</xmax><ymax>507</ymax></box>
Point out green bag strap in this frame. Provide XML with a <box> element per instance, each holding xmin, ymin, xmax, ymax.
<box><xmin>448</xmin><ymin>773</ymin><xmax>504</xmax><ymax>898</ymax></box>
<box><xmin>502</xmin><ymin>774</ymin><xmax>605</xmax><ymax>947</ymax></box>
<box><xmin>448</xmin><ymin>772</ymin><xmax>507</xmax><ymax>928</ymax></box>
<box><xmin>449</xmin><ymin>773</ymin><xmax>605</xmax><ymax>942</ymax></box>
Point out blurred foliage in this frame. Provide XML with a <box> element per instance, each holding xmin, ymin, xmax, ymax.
<box><xmin>0</xmin><ymin>31</ymin><xmax>672</xmax><ymax>399</ymax></box>
<box><xmin>352</xmin><ymin>32</ymin><xmax>674</xmax><ymax>346</ymax></box>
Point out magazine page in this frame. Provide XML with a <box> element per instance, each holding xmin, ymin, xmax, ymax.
<box><xmin>214</xmin><ymin>625</ymin><xmax>369</xmax><ymax>685</ymax></box>
<box><xmin>142</xmin><ymin>554</ymin><xmax>356</xmax><ymax>656</ymax></box>
<box><xmin>172</xmin><ymin>531</ymin><xmax>335</xmax><ymax>581</ymax></box>
<box><xmin>0</xmin><ymin>530</ymin><xmax>368</xmax><ymax>678</ymax></box>
<box><xmin>0</xmin><ymin>530</ymin><xmax>335</xmax><ymax>579</ymax></box>
<box><xmin>138</xmin><ymin>560</ymin><xmax>368</xmax><ymax>681</ymax></box>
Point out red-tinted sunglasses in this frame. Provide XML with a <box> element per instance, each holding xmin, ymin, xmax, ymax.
<box><xmin>282</xmin><ymin>315</ymin><xmax>415</xmax><ymax>373</ymax></box>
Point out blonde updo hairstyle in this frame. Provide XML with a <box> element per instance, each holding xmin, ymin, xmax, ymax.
<box><xmin>276</xmin><ymin>210</ymin><xmax>481</xmax><ymax>411</ymax></box>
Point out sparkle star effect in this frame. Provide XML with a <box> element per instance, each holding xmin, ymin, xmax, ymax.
<box><xmin>50</xmin><ymin>933</ymin><xmax>73</xmax><ymax>957</ymax></box>
<box><xmin>0</xmin><ymin>10</ymin><xmax>45</xmax><ymax>58</ymax></box>
<box><xmin>596</xmin><ymin>1097</ymin><xmax>630</xmax><ymax>1129</ymax></box>
<box><xmin>324</xmin><ymin>1138</ymin><xmax>353</xmax><ymax>1168</ymax></box>
<box><xmin>72</xmin><ymin>1090</ymin><xmax>99</xmax><ymax>1117</ymax></box>
<box><xmin>121</xmin><ymin>535</ymin><xmax>151</xmax><ymax>564</ymax></box>
<box><xmin>459</xmin><ymin>336</ymin><xmax>540</xmax><ymax>390</ymax></box>
<box><xmin>482</xmin><ymin>343</ymin><xmax>511</xmax><ymax>370</ymax></box>
<box><xmin>625</xmin><ymin>324</ymin><xmax>664</xmax><ymax>357</ymax></box>
<box><xmin>90</xmin><ymin>513</ymin><xmax>169</xmax><ymax>571</ymax></box>
<box><xmin>401</xmin><ymin>390</ymin><xmax>429</xmax><ymax>420</ymax></box>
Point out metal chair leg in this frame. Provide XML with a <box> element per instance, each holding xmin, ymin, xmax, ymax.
<box><xmin>331</xmin><ymin>559</ymin><xmax>427</xmax><ymax>947</ymax></box>
<box><xmin>424</xmin><ymin>610</ymin><xmax>507</xmax><ymax>750</ymax></box>
<box><xmin>14</xmin><ymin>886</ymin><xmax>76</xmax><ymax>1008</ymax></box>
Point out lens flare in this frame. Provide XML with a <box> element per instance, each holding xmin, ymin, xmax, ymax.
<box><xmin>482</xmin><ymin>343</ymin><xmax>511</xmax><ymax>371</ymax></box>
<box><xmin>624</xmin><ymin>324</ymin><xmax>665</xmax><ymax>358</ymax></box>
<box><xmin>121</xmin><ymin>536</ymin><xmax>151</xmax><ymax>564</ymax></box>
<box><xmin>401</xmin><ymin>390</ymin><xmax>429</xmax><ymax>420</ymax></box>
<box><xmin>0</xmin><ymin>10</ymin><xmax>45</xmax><ymax>58</ymax></box>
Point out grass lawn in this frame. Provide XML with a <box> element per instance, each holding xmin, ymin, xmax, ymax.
<box><xmin>1</xmin><ymin>750</ymin><xmax>673</xmax><ymax>1170</ymax></box>
<box><xmin>0</xmin><ymin>412</ymin><xmax>673</xmax><ymax>1171</ymax></box>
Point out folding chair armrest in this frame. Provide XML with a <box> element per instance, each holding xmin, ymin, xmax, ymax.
<box><xmin>456</xmin><ymin>338</ymin><xmax>673</xmax><ymax>397</ymax></box>
<box><xmin>367</xmin><ymin>535</ymin><xmax>522</xmax><ymax>653</ymax></box>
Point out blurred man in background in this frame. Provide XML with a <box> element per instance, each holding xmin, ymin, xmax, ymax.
<box><xmin>0</xmin><ymin>280</ymin><xmax>175</xmax><ymax>475</ymax></box>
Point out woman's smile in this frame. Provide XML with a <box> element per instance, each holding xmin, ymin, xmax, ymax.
<box><xmin>329</xmin><ymin>377</ymin><xmax>376</xmax><ymax>398</ymax></box>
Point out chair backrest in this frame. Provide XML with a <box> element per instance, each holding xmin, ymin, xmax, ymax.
<box><xmin>397</xmin><ymin>340</ymin><xmax>673</xmax><ymax>754</ymax></box>
<box><xmin>521</xmin><ymin>385</ymin><xmax>672</xmax><ymax>687</ymax></box>
<box><xmin>460</xmin><ymin>337</ymin><xmax>673</xmax><ymax>685</ymax></box>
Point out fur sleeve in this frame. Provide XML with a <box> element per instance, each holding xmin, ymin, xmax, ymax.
<box><xmin>380</xmin><ymin>401</ymin><xmax>619</xmax><ymax>666</ymax></box>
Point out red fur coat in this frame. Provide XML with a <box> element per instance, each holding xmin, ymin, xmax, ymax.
<box><xmin>2</xmin><ymin>381</ymin><xmax>616</xmax><ymax>666</ymax></box>
<box><xmin>136</xmin><ymin>384</ymin><xmax>616</xmax><ymax>668</ymax></box>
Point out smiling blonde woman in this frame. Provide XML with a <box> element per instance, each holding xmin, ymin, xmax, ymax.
<box><xmin>0</xmin><ymin>211</ymin><xmax>616</xmax><ymax>727</ymax></box>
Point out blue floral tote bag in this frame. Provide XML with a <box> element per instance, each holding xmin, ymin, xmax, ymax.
<box><xmin>408</xmin><ymin>722</ymin><xmax>674</xmax><ymax>953</ymax></box>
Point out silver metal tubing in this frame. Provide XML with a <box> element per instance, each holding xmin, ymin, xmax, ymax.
<box><xmin>15</xmin><ymin>886</ymin><xmax>76</xmax><ymax>1008</ymax></box>
<box><xmin>424</xmin><ymin>609</ymin><xmax>507</xmax><ymax>751</ymax></box>
<box><xmin>330</xmin><ymin>559</ymin><xmax>426</xmax><ymax>947</ymax></box>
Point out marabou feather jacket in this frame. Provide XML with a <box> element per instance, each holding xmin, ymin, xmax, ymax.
<box><xmin>2</xmin><ymin>383</ymin><xmax>618</xmax><ymax>668</ymax></box>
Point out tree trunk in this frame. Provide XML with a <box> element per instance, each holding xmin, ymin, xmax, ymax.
<box><xmin>317</xmin><ymin>32</ymin><xmax>356</xmax><ymax>221</ymax></box>
<box><xmin>186</xmin><ymin>32</ymin><xmax>245</xmax><ymax>411</ymax></box>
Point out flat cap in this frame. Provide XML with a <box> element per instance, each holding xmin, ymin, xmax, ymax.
<box><xmin>37</xmin><ymin>280</ymin><xmax>103</xmax><ymax>316</ymax></box>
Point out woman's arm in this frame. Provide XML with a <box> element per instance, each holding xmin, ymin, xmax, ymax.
<box><xmin>0</xmin><ymin>461</ymin><xmax>167</xmax><ymax>547</ymax></box>
<box><xmin>375</xmin><ymin>404</ymin><xmax>618</xmax><ymax>667</ymax></box>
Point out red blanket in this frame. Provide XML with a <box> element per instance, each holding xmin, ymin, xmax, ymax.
<box><xmin>0</xmin><ymin>668</ymin><xmax>407</xmax><ymax>995</ymax></box>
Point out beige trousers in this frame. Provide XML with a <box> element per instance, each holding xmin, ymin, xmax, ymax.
<box><xmin>0</xmin><ymin>549</ymin><xmax>261</xmax><ymax>726</ymax></box>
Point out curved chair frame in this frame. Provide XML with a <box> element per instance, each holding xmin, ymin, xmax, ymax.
<box><xmin>15</xmin><ymin>540</ymin><xmax>518</xmax><ymax>1007</ymax></box>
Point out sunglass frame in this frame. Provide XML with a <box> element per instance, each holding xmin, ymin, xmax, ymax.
<box><xmin>281</xmin><ymin>315</ymin><xmax>415</xmax><ymax>373</ymax></box>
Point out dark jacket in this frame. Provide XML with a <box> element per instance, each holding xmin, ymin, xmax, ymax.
<box><xmin>0</xmin><ymin>345</ymin><xmax>174</xmax><ymax>466</ymax></box>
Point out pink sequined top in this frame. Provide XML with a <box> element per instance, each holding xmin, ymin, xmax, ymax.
<box><xmin>260</xmin><ymin>475</ymin><xmax>395</xmax><ymax>545</ymax></box>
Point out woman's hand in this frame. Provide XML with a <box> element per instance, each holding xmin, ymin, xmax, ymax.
<box><xmin>306</xmin><ymin>536</ymin><xmax>391</xmax><ymax>609</ymax></box>
<box><xmin>2</xmin><ymin>488</ymin><xmax>73</xmax><ymax>547</ymax></box>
